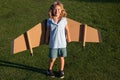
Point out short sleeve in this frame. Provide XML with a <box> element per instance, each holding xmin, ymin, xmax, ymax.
<box><xmin>63</xmin><ymin>17</ymin><xmax>67</xmax><ymax>25</ymax></box>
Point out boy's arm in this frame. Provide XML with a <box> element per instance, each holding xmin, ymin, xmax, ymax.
<box><xmin>45</xmin><ymin>26</ymin><xmax>50</xmax><ymax>44</ymax></box>
<box><xmin>65</xmin><ymin>24</ymin><xmax>71</xmax><ymax>42</ymax></box>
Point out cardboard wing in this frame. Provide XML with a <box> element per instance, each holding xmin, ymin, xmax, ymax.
<box><xmin>11</xmin><ymin>20</ymin><xmax>46</xmax><ymax>55</ymax></box>
<box><xmin>11</xmin><ymin>18</ymin><xmax>101</xmax><ymax>55</ymax></box>
<box><xmin>67</xmin><ymin>18</ymin><xmax>102</xmax><ymax>47</ymax></box>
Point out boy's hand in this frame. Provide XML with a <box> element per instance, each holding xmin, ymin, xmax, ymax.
<box><xmin>67</xmin><ymin>38</ymin><xmax>71</xmax><ymax>43</ymax></box>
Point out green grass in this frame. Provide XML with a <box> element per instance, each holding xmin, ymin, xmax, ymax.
<box><xmin>0</xmin><ymin>0</ymin><xmax>120</xmax><ymax>80</ymax></box>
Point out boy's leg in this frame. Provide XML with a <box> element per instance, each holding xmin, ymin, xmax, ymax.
<box><xmin>59</xmin><ymin>57</ymin><xmax>65</xmax><ymax>79</ymax></box>
<box><xmin>58</xmin><ymin>48</ymin><xmax>67</xmax><ymax>71</ymax></box>
<box><xmin>58</xmin><ymin>48</ymin><xmax>67</xmax><ymax>78</ymax></box>
<box><xmin>59</xmin><ymin>57</ymin><xmax>64</xmax><ymax>71</ymax></box>
<box><xmin>47</xmin><ymin>48</ymin><xmax>58</xmax><ymax>77</ymax></box>
<box><xmin>48</xmin><ymin>58</ymin><xmax>56</xmax><ymax>70</ymax></box>
<box><xmin>48</xmin><ymin>48</ymin><xmax>58</xmax><ymax>70</ymax></box>
<box><xmin>47</xmin><ymin>58</ymin><xmax>56</xmax><ymax>78</ymax></box>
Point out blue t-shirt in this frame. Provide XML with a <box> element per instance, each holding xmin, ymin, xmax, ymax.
<box><xmin>47</xmin><ymin>17</ymin><xmax>67</xmax><ymax>48</ymax></box>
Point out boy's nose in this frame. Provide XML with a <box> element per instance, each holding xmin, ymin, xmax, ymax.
<box><xmin>55</xmin><ymin>11</ymin><xmax>58</xmax><ymax>14</ymax></box>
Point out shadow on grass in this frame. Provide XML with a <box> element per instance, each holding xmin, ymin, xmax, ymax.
<box><xmin>69</xmin><ymin>0</ymin><xmax>120</xmax><ymax>3</ymax></box>
<box><xmin>0</xmin><ymin>60</ymin><xmax>47</xmax><ymax>75</ymax></box>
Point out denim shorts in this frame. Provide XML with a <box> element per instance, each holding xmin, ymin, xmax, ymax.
<box><xmin>49</xmin><ymin>48</ymin><xmax>67</xmax><ymax>58</ymax></box>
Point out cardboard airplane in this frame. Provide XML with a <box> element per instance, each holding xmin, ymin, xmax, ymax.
<box><xmin>11</xmin><ymin>18</ymin><xmax>102</xmax><ymax>56</ymax></box>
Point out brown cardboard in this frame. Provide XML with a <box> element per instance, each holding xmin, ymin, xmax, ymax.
<box><xmin>83</xmin><ymin>24</ymin><xmax>87</xmax><ymax>47</ymax></box>
<box><xmin>11</xmin><ymin>21</ymin><xmax>46</xmax><ymax>54</ymax></box>
<box><xmin>86</xmin><ymin>25</ymin><xmax>101</xmax><ymax>42</ymax></box>
<box><xmin>67</xmin><ymin>18</ymin><xmax>101</xmax><ymax>46</ymax></box>
<box><xmin>11</xmin><ymin>18</ymin><xmax>101</xmax><ymax>54</ymax></box>
<box><xmin>67</xmin><ymin>18</ymin><xmax>83</xmax><ymax>42</ymax></box>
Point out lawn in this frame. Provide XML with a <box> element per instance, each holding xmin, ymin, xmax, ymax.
<box><xmin>0</xmin><ymin>0</ymin><xmax>120</xmax><ymax>80</ymax></box>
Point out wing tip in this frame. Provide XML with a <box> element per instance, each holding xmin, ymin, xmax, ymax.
<box><xmin>98</xmin><ymin>29</ymin><xmax>102</xmax><ymax>42</ymax></box>
<box><xmin>10</xmin><ymin>40</ymin><xmax>14</xmax><ymax>54</ymax></box>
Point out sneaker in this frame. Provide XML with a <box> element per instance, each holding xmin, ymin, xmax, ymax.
<box><xmin>47</xmin><ymin>69</ymin><xmax>55</xmax><ymax>78</ymax></box>
<box><xmin>59</xmin><ymin>71</ymin><xmax>64</xmax><ymax>79</ymax></box>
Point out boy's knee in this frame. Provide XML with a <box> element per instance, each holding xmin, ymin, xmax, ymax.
<box><xmin>50</xmin><ymin>58</ymin><xmax>56</xmax><ymax>62</ymax></box>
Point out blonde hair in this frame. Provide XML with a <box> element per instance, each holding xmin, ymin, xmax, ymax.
<box><xmin>48</xmin><ymin>1</ymin><xmax>67</xmax><ymax>18</ymax></box>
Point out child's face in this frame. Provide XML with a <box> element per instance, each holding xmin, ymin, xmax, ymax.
<box><xmin>53</xmin><ymin>5</ymin><xmax>62</xmax><ymax>17</ymax></box>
